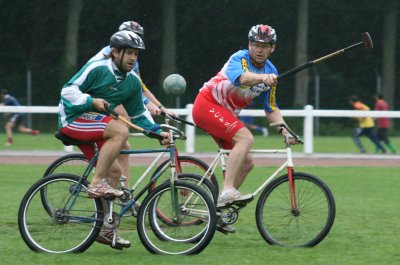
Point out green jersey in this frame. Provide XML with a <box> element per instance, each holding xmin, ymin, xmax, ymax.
<box><xmin>58</xmin><ymin>58</ymin><xmax>155</xmax><ymax>130</ymax></box>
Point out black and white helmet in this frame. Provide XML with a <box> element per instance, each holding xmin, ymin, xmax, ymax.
<box><xmin>118</xmin><ymin>21</ymin><xmax>144</xmax><ymax>35</ymax></box>
<box><xmin>248</xmin><ymin>24</ymin><xmax>277</xmax><ymax>44</ymax></box>
<box><xmin>110</xmin><ymin>30</ymin><xmax>145</xmax><ymax>50</ymax></box>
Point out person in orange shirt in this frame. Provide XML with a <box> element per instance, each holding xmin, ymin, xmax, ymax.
<box><xmin>349</xmin><ymin>95</ymin><xmax>386</xmax><ymax>154</ymax></box>
<box><xmin>374</xmin><ymin>93</ymin><xmax>397</xmax><ymax>153</ymax></box>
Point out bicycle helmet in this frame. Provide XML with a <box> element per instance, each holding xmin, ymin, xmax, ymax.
<box><xmin>110</xmin><ymin>30</ymin><xmax>145</xmax><ymax>50</ymax></box>
<box><xmin>248</xmin><ymin>24</ymin><xmax>277</xmax><ymax>44</ymax></box>
<box><xmin>118</xmin><ymin>21</ymin><xmax>144</xmax><ymax>35</ymax></box>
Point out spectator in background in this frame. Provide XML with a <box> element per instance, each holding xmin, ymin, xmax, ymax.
<box><xmin>374</xmin><ymin>93</ymin><xmax>397</xmax><ymax>154</ymax></box>
<box><xmin>349</xmin><ymin>95</ymin><xmax>386</xmax><ymax>154</ymax></box>
<box><xmin>0</xmin><ymin>89</ymin><xmax>40</xmax><ymax>146</ymax></box>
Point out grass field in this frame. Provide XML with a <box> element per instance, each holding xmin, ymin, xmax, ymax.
<box><xmin>1</xmin><ymin>133</ymin><xmax>399</xmax><ymax>153</ymax></box>
<box><xmin>1</xmin><ymin>164</ymin><xmax>399</xmax><ymax>265</ymax></box>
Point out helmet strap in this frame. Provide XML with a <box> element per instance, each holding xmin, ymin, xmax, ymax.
<box><xmin>118</xmin><ymin>48</ymin><xmax>127</xmax><ymax>73</ymax></box>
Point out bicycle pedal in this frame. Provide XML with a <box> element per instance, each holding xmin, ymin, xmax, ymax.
<box><xmin>103</xmin><ymin>195</ymin><xmax>116</xmax><ymax>200</ymax></box>
<box><xmin>216</xmin><ymin>226</ymin><xmax>230</xmax><ymax>235</ymax></box>
<box><xmin>216</xmin><ymin>223</ymin><xmax>236</xmax><ymax>234</ymax></box>
<box><xmin>110</xmin><ymin>244</ymin><xmax>124</xmax><ymax>250</ymax></box>
<box><xmin>232</xmin><ymin>201</ymin><xmax>249</xmax><ymax>207</ymax></box>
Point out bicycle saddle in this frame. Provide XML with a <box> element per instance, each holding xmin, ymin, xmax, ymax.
<box><xmin>54</xmin><ymin>130</ymin><xmax>95</xmax><ymax>146</ymax></box>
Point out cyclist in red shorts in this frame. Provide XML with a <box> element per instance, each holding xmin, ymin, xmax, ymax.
<box><xmin>192</xmin><ymin>24</ymin><xmax>298</xmax><ymax>232</ymax></box>
<box><xmin>58</xmin><ymin>31</ymin><xmax>167</xmax><ymax>248</ymax></box>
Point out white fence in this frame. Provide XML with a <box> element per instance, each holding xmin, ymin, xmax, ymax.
<box><xmin>2</xmin><ymin>104</ymin><xmax>400</xmax><ymax>154</ymax></box>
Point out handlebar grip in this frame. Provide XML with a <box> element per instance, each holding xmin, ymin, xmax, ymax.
<box><xmin>142</xmin><ymin>130</ymin><xmax>165</xmax><ymax>141</ymax></box>
<box><xmin>269</xmin><ymin>122</ymin><xmax>304</xmax><ymax>145</ymax></box>
<box><xmin>269</xmin><ymin>122</ymin><xmax>285</xmax><ymax>128</ymax></box>
<box><xmin>105</xmin><ymin>105</ymin><xmax>119</xmax><ymax>117</ymax></box>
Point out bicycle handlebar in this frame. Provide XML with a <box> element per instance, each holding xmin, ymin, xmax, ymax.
<box><xmin>270</xmin><ymin>122</ymin><xmax>304</xmax><ymax>145</ymax></box>
<box><xmin>161</xmin><ymin>112</ymin><xmax>196</xmax><ymax>127</ymax></box>
<box><xmin>160</xmin><ymin>124</ymin><xmax>187</xmax><ymax>140</ymax></box>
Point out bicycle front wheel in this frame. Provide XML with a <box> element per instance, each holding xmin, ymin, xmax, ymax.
<box><xmin>137</xmin><ymin>180</ymin><xmax>216</xmax><ymax>255</ymax></box>
<box><xmin>18</xmin><ymin>173</ymin><xmax>103</xmax><ymax>253</ymax></box>
<box><xmin>256</xmin><ymin>172</ymin><xmax>335</xmax><ymax>247</ymax></box>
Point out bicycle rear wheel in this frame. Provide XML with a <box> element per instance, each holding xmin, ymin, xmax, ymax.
<box><xmin>256</xmin><ymin>172</ymin><xmax>335</xmax><ymax>247</ymax></box>
<box><xmin>18</xmin><ymin>173</ymin><xmax>103</xmax><ymax>253</ymax></box>
<box><xmin>152</xmin><ymin>155</ymin><xmax>219</xmax><ymax>192</ymax></box>
<box><xmin>137</xmin><ymin>180</ymin><xmax>216</xmax><ymax>255</ymax></box>
<box><xmin>43</xmin><ymin>153</ymin><xmax>90</xmax><ymax>178</ymax></box>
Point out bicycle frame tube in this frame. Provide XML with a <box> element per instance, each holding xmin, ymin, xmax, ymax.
<box><xmin>117</xmin><ymin>148</ymin><xmax>170</xmax><ymax>216</ymax></box>
<box><xmin>63</xmin><ymin>153</ymin><xmax>99</xmax><ymax>213</ymax></box>
<box><xmin>130</xmin><ymin>152</ymin><xmax>166</xmax><ymax>191</ymax></box>
<box><xmin>285</xmin><ymin>146</ymin><xmax>297</xmax><ymax>209</ymax></box>
<box><xmin>179</xmin><ymin>151</ymin><xmax>223</xmax><ymax>208</ymax></box>
<box><xmin>167</xmin><ymin>132</ymin><xmax>181</xmax><ymax>217</ymax></box>
<box><xmin>80</xmin><ymin>152</ymin><xmax>98</xmax><ymax>182</ymax></box>
<box><xmin>219</xmin><ymin>148</ymin><xmax>294</xmax><ymax>199</ymax></box>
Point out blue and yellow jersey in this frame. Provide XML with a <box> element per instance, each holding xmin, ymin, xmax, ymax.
<box><xmin>199</xmin><ymin>49</ymin><xmax>278</xmax><ymax>116</ymax></box>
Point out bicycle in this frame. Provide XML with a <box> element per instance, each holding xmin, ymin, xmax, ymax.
<box><xmin>177</xmin><ymin>122</ymin><xmax>336</xmax><ymax>247</ymax></box>
<box><xmin>18</xmin><ymin>109</ymin><xmax>217</xmax><ymax>255</ymax></box>
<box><xmin>41</xmin><ymin>114</ymin><xmax>219</xmax><ymax>216</ymax></box>
<box><xmin>42</xmin><ymin>114</ymin><xmax>219</xmax><ymax>192</ymax></box>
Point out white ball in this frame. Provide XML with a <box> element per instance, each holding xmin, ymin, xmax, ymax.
<box><xmin>163</xmin><ymin>74</ymin><xmax>187</xmax><ymax>96</ymax></box>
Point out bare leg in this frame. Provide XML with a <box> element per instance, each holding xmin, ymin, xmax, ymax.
<box><xmin>91</xmin><ymin>120</ymin><xmax>129</xmax><ymax>188</ymax></box>
<box><xmin>115</xmin><ymin>104</ymin><xmax>132</xmax><ymax>188</ymax></box>
<box><xmin>118</xmin><ymin>141</ymin><xmax>131</xmax><ymax>187</ymax></box>
<box><xmin>222</xmin><ymin>127</ymin><xmax>254</xmax><ymax>191</ymax></box>
<box><xmin>5</xmin><ymin>122</ymin><xmax>14</xmax><ymax>139</ymax></box>
<box><xmin>18</xmin><ymin>125</ymin><xmax>34</xmax><ymax>133</ymax></box>
<box><xmin>233</xmin><ymin>153</ymin><xmax>254</xmax><ymax>188</ymax></box>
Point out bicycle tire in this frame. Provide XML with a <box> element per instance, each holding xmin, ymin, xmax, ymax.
<box><xmin>255</xmin><ymin>172</ymin><xmax>336</xmax><ymax>247</ymax></box>
<box><xmin>152</xmin><ymin>155</ymin><xmax>219</xmax><ymax>193</ymax></box>
<box><xmin>137</xmin><ymin>180</ymin><xmax>217</xmax><ymax>255</ymax></box>
<box><xmin>153</xmin><ymin>173</ymin><xmax>217</xmax><ymax>228</ymax></box>
<box><xmin>43</xmin><ymin>153</ymin><xmax>90</xmax><ymax>178</ymax></box>
<box><xmin>18</xmin><ymin>173</ymin><xmax>103</xmax><ymax>253</ymax></box>
<box><xmin>41</xmin><ymin>154</ymin><xmax>91</xmax><ymax>216</ymax></box>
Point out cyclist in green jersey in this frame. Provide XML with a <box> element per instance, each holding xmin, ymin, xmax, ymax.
<box><xmin>58</xmin><ymin>30</ymin><xmax>167</xmax><ymax>249</ymax></box>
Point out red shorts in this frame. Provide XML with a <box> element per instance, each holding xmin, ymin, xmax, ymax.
<box><xmin>60</xmin><ymin>113</ymin><xmax>113</xmax><ymax>161</ymax></box>
<box><xmin>192</xmin><ymin>93</ymin><xmax>244</xmax><ymax>149</ymax></box>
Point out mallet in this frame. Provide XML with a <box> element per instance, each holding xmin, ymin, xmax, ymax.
<box><xmin>105</xmin><ymin>106</ymin><xmax>164</xmax><ymax>141</ymax></box>
<box><xmin>277</xmin><ymin>32</ymin><xmax>373</xmax><ymax>80</ymax></box>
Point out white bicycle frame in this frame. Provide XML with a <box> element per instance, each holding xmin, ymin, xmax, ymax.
<box><xmin>202</xmin><ymin>146</ymin><xmax>295</xmax><ymax>198</ymax></box>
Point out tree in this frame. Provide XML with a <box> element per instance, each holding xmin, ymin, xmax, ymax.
<box><xmin>293</xmin><ymin>0</ymin><xmax>309</xmax><ymax>108</ymax></box>
<box><xmin>382</xmin><ymin>0</ymin><xmax>397</xmax><ymax>109</ymax></box>
<box><xmin>159</xmin><ymin>0</ymin><xmax>177</xmax><ymax>107</ymax></box>
<box><xmin>61</xmin><ymin>0</ymin><xmax>82</xmax><ymax>84</ymax></box>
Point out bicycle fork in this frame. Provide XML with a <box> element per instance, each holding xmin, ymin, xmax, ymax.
<box><xmin>286</xmin><ymin>146</ymin><xmax>299</xmax><ymax>214</ymax></box>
